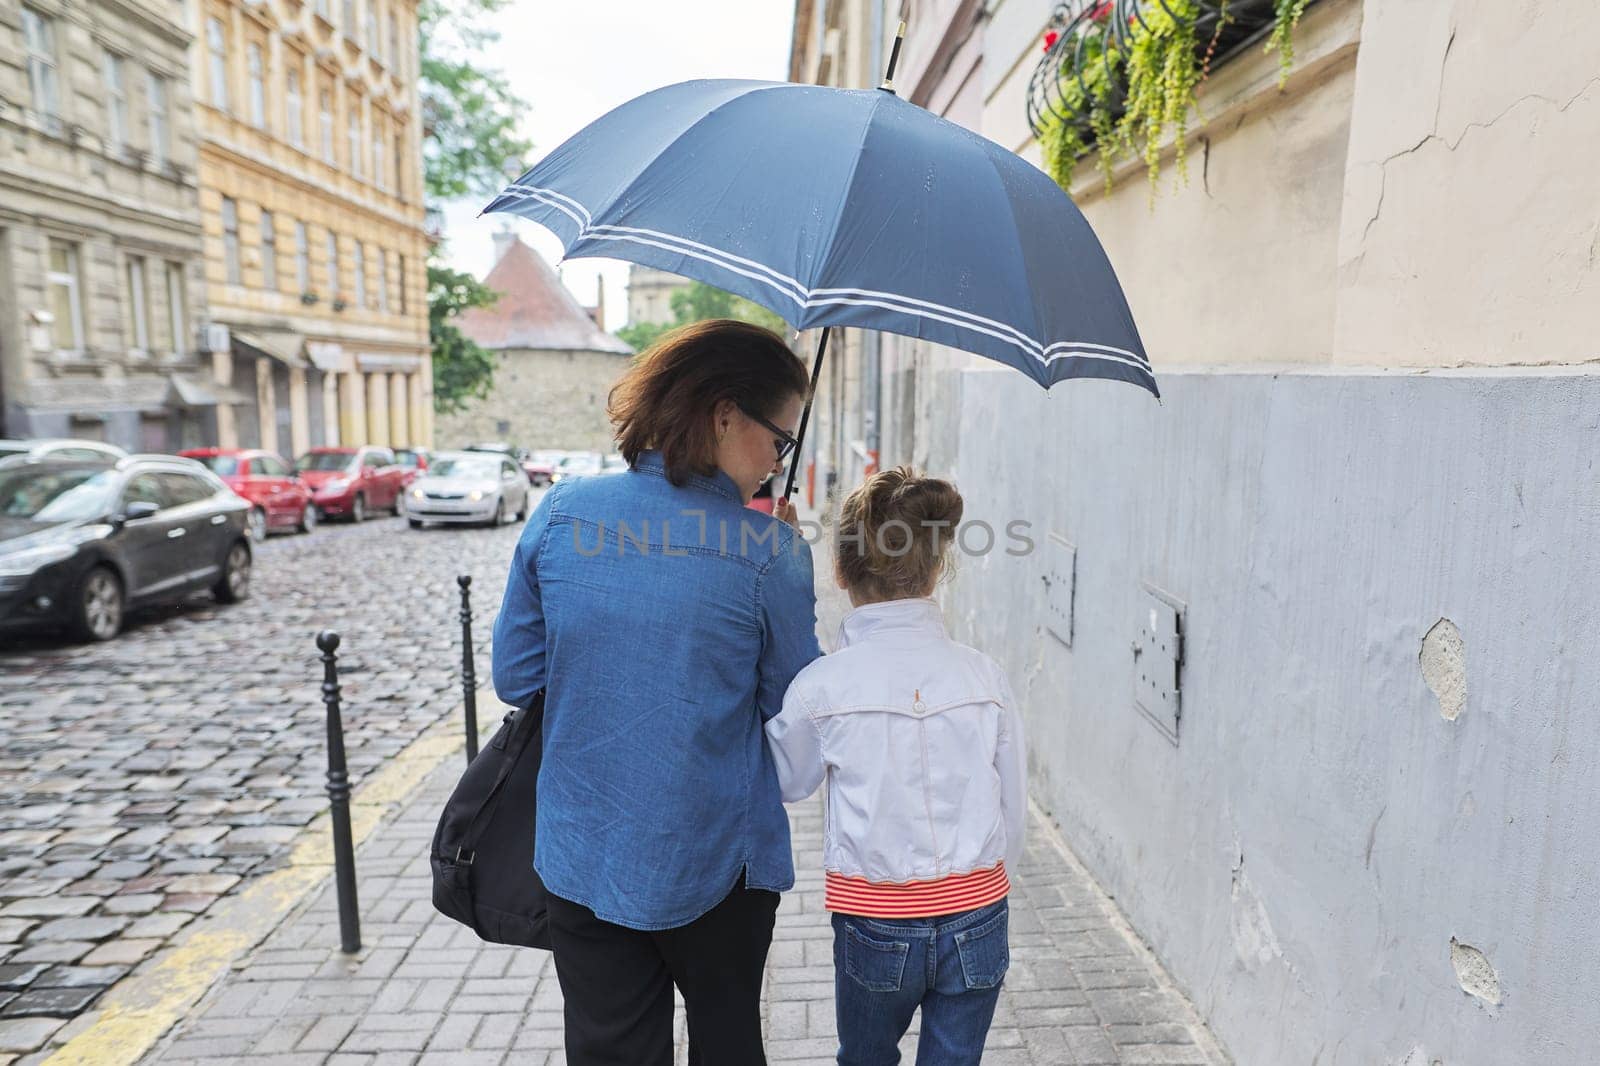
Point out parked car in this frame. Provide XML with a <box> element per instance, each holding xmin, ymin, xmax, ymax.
<box><xmin>180</xmin><ymin>448</ymin><xmax>316</xmax><ymax>540</ymax></box>
<box><xmin>551</xmin><ymin>452</ymin><xmax>603</xmax><ymax>483</ymax></box>
<box><xmin>404</xmin><ymin>451</ymin><xmax>530</xmax><ymax>529</ymax></box>
<box><xmin>292</xmin><ymin>446</ymin><xmax>405</xmax><ymax>522</ymax></box>
<box><xmin>523</xmin><ymin>450</ymin><xmax>563</xmax><ymax>486</ymax></box>
<box><xmin>0</xmin><ymin>438</ymin><xmax>127</xmax><ymax>468</ymax></box>
<box><xmin>0</xmin><ymin>456</ymin><xmax>252</xmax><ymax>642</ymax></box>
<box><xmin>394</xmin><ymin>447</ymin><xmax>431</xmax><ymax>488</ymax></box>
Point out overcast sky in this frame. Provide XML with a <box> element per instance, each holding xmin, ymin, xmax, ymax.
<box><xmin>437</xmin><ymin>1</ymin><xmax>797</xmax><ymax>331</ymax></box>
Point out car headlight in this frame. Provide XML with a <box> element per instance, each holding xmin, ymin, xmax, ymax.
<box><xmin>0</xmin><ymin>543</ymin><xmax>77</xmax><ymax>577</ymax></box>
<box><xmin>468</xmin><ymin>489</ymin><xmax>484</xmax><ymax>502</ymax></box>
<box><xmin>411</xmin><ymin>487</ymin><xmax>424</xmax><ymax>499</ymax></box>
<box><xmin>324</xmin><ymin>478</ymin><xmax>349</xmax><ymax>493</ymax></box>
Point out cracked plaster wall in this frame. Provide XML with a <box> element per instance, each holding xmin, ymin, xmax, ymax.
<box><xmin>1333</xmin><ymin>0</ymin><xmax>1600</xmax><ymax>365</ymax></box>
<box><xmin>939</xmin><ymin>366</ymin><xmax>1600</xmax><ymax>1065</ymax></box>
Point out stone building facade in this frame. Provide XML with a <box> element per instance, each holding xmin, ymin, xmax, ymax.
<box><xmin>624</xmin><ymin>262</ymin><xmax>690</xmax><ymax>328</ymax></box>
<box><xmin>435</xmin><ymin>234</ymin><xmax>630</xmax><ymax>452</ymax></box>
<box><xmin>0</xmin><ymin>0</ymin><xmax>214</xmax><ymax>449</ymax></box>
<box><xmin>796</xmin><ymin>1</ymin><xmax>1600</xmax><ymax>1062</ymax></box>
<box><xmin>195</xmin><ymin>0</ymin><xmax>431</xmax><ymax>459</ymax></box>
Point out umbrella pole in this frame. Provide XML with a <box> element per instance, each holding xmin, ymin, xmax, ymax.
<box><xmin>782</xmin><ymin>326</ymin><xmax>830</xmax><ymax>501</ymax></box>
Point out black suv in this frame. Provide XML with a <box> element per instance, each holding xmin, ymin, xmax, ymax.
<box><xmin>0</xmin><ymin>455</ymin><xmax>253</xmax><ymax>642</ymax></box>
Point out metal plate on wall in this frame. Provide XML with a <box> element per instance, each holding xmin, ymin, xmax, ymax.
<box><xmin>1044</xmin><ymin>533</ymin><xmax>1076</xmax><ymax>646</ymax></box>
<box><xmin>1133</xmin><ymin>582</ymin><xmax>1184</xmax><ymax>744</ymax></box>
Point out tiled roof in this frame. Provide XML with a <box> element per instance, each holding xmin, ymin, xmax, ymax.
<box><xmin>459</xmin><ymin>237</ymin><xmax>632</xmax><ymax>355</ymax></box>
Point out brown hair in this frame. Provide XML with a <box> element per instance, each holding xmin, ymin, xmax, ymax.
<box><xmin>836</xmin><ymin>467</ymin><xmax>964</xmax><ymax>603</ymax></box>
<box><xmin>609</xmin><ymin>319</ymin><xmax>810</xmax><ymax>486</ymax></box>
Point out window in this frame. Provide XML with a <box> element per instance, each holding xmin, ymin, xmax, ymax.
<box><xmin>165</xmin><ymin>261</ymin><xmax>187</xmax><ymax>356</ymax></box>
<box><xmin>294</xmin><ymin>221</ymin><xmax>310</xmax><ymax>292</ymax></box>
<box><xmin>159</xmin><ymin>471</ymin><xmax>215</xmax><ymax>506</ymax></box>
<box><xmin>387</xmin><ymin>12</ymin><xmax>398</xmax><ymax>71</ymax></box>
<box><xmin>247</xmin><ymin>43</ymin><xmax>266</xmax><ymax>129</ymax></box>
<box><xmin>206</xmin><ymin>18</ymin><xmax>229</xmax><ymax>111</ymax></box>
<box><xmin>343</xmin><ymin>0</ymin><xmax>355</xmax><ymax>38</ymax></box>
<box><xmin>364</xmin><ymin>8</ymin><xmax>377</xmax><ymax>53</ymax></box>
<box><xmin>347</xmin><ymin>107</ymin><xmax>362</xmax><ymax>178</ymax></box>
<box><xmin>314</xmin><ymin>0</ymin><xmax>329</xmax><ymax>19</ymax></box>
<box><xmin>147</xmin><ymin>73</ymin><xmax>170</xmax><ymax>166</ymax></box>
<box><xmin>258</xmin><ymin>455</ymin><xmax>290</xmax><ymax>477</ymax></box>
<box><xmin>22</xmin><ymin>8</ymin><xmax>60</xmax><ymax>121</ymax></box>
<box><xmin>259</xmin><ymin>210</ymin><xmax>277</xmax><ymax>290</ymax></box>
<box><xmin>397</xmin><ymin>254</ymin><xmax>406</xmax><ymax>315</ymax></box>
<box><xmin>46</xmin><ymin>240</ymin><xmax>84</xmax><ymax>353</ymax></box>
<box><xmin>326</xmin><ymin>231</ymin><xmax>340</xmax><ymax>298</ymax></box>
<box><xmin>103</xmin><ymin>52</ymin><xmax>127</xmax><ymax>151</ymax></box>
<box><xmin>285</xmin><ymin>70</ymin><xmax>303</xmax><ymax>149</ymax></box>
<box><xmin>373</xmin><ymin>117</ymin><xmax>385</xmax><ymax>190</ymax></box>
<box><xmin>319</xmin><ymin>89</ymin><xmax>334</xmax><ymax>163</ymax></box>
<box><xmin>126</xmin><ymin>256</ymin><xmax>150</xmax><ymax>353</ymax></box>
<box><xmin>353</xmin><ymin>240</ymin><xmax>367</xmax><ymax>307</ymax></box>
<box><xmin>221</xmin><ymin>197</ymin><xmax>241</xmax><ymax>284</ymax></box>
<box><xmin>377</xmin><ymin>249</ymin><xmax>389</xmax><ymax>312</ymax></box>
<box><xmin>393</xmin><ymin>128</ymin><xmax>405</xmax><ymax>196</ymax></box>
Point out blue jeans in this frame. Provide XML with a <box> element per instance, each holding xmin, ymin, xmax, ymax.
<box><xmin>831</xmin><ymin>898</ymin><xmax>1009</xmax><ymax>1066</ymax></box>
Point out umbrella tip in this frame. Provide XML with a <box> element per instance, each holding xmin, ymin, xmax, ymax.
<box><xmin>879</xmin><ymin>21</ymin><xmax>907</xmax><ymax>94</ymax></box>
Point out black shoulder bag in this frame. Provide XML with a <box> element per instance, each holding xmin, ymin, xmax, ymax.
<box><xmin>429</xmin><ymin>690</ymin><xmax>552</xmax><ymax>949</ymax></box>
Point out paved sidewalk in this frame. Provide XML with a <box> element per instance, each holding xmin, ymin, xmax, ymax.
<box><xmin>133</xmin><ymin>746</ymin><xmax>1225</xmax><ymax>1066</ymax></box>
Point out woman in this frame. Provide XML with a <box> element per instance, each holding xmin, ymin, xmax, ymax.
<box><xmin>491</xmin><ymin>319</ymin><xmax>821</xmax><ymax>1066</ymax></box>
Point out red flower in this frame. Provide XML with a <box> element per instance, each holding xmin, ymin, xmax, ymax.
<box><xmin>1089</xmin><ymin>1</ymin><xmax>1112</xmax><ymax>20</ymax></box>
<box><xmin>1043</xmin><ymin>30</ymin><xmax>1060</xmax><ymax>51</ymax></box>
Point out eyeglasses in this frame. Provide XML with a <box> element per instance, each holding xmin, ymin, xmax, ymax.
<box><xmin>736</xmin><ymin>403</ymin><xmax>800</xmax><ymax>464</ymax></box>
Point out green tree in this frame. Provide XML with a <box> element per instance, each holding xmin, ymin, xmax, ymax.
<box><xmin>420</xmin><ymin>0</ymin><xmax>531</xmax><ymax>412</ymax></box>
<box><xmin>615</xmin><ymin>281</ymin><xmax>791</xmax><ymax>353</ymax></box>
<box><xmin>428</xmin><ymin>264</ymin><xmax>500</xmax><ymax>416</ymax></box>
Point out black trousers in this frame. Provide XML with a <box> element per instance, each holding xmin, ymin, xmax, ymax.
<box><xmin>546</xmin><ymin>873</ymin><xmax>780</xmax><ymax>1066</ymax></box>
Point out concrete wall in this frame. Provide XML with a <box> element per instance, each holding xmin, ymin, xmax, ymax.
<box><xmin>434</xmin><ymin>346</ymin><xmax>626</xmax><ymax>453</ymax></box>
<box><xmin>937</xmin><ymin>366</ymin><xmax>1600</xmax><ymax>1065</ymax></box>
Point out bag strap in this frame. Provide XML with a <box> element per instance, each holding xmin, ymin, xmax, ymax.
<box><xmin>454</xmin><ymin>690</ymin><xmax>544</xmax><ymax>865</ymax></box>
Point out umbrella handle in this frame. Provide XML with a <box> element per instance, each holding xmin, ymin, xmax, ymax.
<box><xmin>782</xmin><ymin>327</ymin><xmax>830</xmax><ymax>501</ymax></box>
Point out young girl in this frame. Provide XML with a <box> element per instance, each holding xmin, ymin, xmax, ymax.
<box><xmin>766</xmin><ymin>467</ymin><xmax>1027</xmax><ymax>1066</ymax></box>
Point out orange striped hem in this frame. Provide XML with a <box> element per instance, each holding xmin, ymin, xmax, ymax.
<box><xmin>825</xmin><ymin>863</ymin><xmax>1010</xmax><ymax>918</ymax></box>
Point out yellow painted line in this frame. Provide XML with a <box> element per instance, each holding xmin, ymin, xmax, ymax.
<box><xmin>42</xmin><ymin>694</ymin><xmax>488</xmax><ymax>1066</ymax></box>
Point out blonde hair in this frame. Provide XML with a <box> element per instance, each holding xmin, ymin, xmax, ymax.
<box><xmin>836</xmin><ymin>467</ymin><xmax>964</xmax><ymax>603</ymax></box>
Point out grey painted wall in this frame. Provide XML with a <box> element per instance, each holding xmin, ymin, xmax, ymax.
<box><xmin>931</xmin><ymin>366</ymin><xmax>1599</xmax><ymax>1066</ymax></box>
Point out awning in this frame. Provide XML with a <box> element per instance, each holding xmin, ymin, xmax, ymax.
<box><xmin>233</xmin><ymin>329</ymin><xmax>307</xmax><ymax>368</ymax></box>
<box><xmin>165</xmin><ymin>374</ymin><xmax>255</xmax><ymax>408</ymax></box>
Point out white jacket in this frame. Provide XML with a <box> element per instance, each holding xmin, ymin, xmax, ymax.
<box><xmin>765</xmin><ymin>597</ymin><xmax>1027</xmax><ymax>883</ymax></box>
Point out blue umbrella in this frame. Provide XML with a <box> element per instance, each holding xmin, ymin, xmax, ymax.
<box><xmin>483</xmin><ymin>47</ymin><xmax>1154</xmax><ymax>491</ymax></box>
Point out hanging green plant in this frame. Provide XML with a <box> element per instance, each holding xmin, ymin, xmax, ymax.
<box><xmin>1265</xmin><ymin>0</ymin><xmax>1311</xmax><ymax>85</ymax></box>
<box><xmin>1117</xmin><ymin>0</ymin><xmax>1202</xmax><ymax>195</ymax></box>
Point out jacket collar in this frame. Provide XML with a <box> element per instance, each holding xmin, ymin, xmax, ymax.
<box><xmin>632</xmin><ymin>449</ymin><xmax>742</xmax><ymax>503</ymax></box>
<box><xmin>836</xmin><ymin>597</ymin><xmax>947</xmax><ymax>649</ymax></box>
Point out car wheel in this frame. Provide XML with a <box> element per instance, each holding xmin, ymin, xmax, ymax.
<box><xmin>408</xmin><ymin>518</ymin><xmax>423</xmax><ymax>530</ymax></box>
<box><xmin>516</xmin><ymin>495</ymin><xmax>527</xmax><ymax>521</ymax></box>
<box><xmin>71</xmin><ymin>566</ymin><xmax>124</xmax><ymax>643</ymax></box>
<box><xmin>489</xmin><ymin>498</ymin><xmax>507</xmax><ymax>527</ymax></box>
<box><xmin>298</xmin><ymin>502</ymin><xmax>318</xmax><ymax>534</ymax></box>
<box><xmin>247</xmin><ymin>507</ymin><xmax>268</xmax><ymax>542</ymax></box>
<box><xmin>351</xmin><ymin>494</ymin><xmax>366</xmax><ymax>523</ymax></box>
<box><xmin>213</xmin><ymin>541</ymin><xmax>252</xmax><ymax>603</ymax></box>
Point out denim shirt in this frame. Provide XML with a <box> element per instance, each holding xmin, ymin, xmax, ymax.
<box><xmin>492</xmin><ymin>450</ymin><xmax>823</xmax><ymax>930</ymax></box>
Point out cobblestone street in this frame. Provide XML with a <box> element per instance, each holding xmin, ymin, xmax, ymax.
<box><xmin>0</xmin><ymin>508</ymin><xmax>530</xmax><ymax>1058</ymax></box>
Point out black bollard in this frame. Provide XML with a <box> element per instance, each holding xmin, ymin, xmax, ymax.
<box><xmin>316</xmin><ymin>630</ymin><xmax>362</xmax><ymax>954</ymax></box>
<box><xmin>458</xmin><ymin>575</ymin><xmax>479</xmax><ymax>763</ymax></box>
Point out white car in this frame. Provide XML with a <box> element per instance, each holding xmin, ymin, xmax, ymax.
<box><xmin>0</xmin><ymin>438</ymin><xmax>128</xmax><ymax>468</ymax></box>
<box><xmin>404</xmin><ymin>451</ymin><xmax>530</xmax><ymax>529</ymax></box>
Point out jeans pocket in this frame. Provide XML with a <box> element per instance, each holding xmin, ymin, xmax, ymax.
<box><xmin>954</xmin><ymin>904</ymin><xmax>1010</xmax><ymax>990</ymax></box>
<box><xmin>842</xmin><ymin>921</ymin><xmax>910</xmax><ymax>993</ymax></box>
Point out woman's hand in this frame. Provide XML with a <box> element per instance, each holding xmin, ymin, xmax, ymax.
<box><xmin>774</xmin><ymin>496</ymin><xmax>800</xmax><ymax>529</ymax></box>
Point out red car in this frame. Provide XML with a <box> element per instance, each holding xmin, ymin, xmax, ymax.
<box><xmin>293</xmin><ymin>446</ymin><xmax>406</xmax><ymax>522</ymax></box>
<box><xmin>180</xmin><ymin>448</ymin><xmax>316</xmax><ymax>540</ymax></box>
